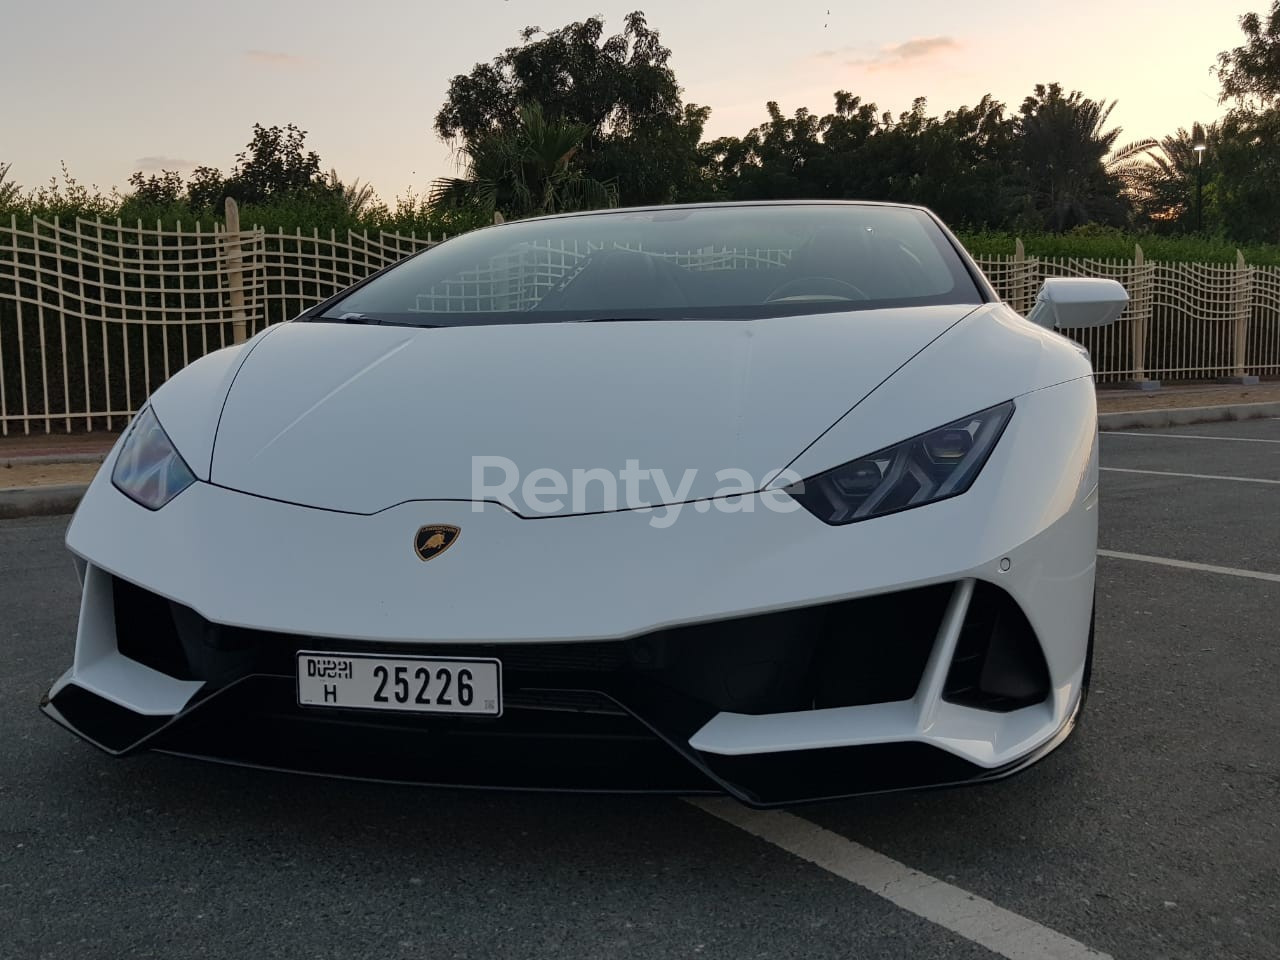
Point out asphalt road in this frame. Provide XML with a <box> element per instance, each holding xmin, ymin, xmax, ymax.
<box><xmin>2</xmin><ymin>420</ymin><xmax>1277</xmax><ymax>959</ymax></box>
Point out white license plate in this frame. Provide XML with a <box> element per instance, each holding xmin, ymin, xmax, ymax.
<box><xmin>296</xmin><ymin>651</ymin><xmax>502</xmax><ymax>716</ymax></box>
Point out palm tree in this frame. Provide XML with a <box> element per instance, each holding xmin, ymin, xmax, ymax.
<box><xmin>326</xmin><ymin>169</ymin><xmax>378</xmax><ymax>217</ymax></box>
<box><xmin>1127</xmin><ymin>125</ymin><xmax>1220</xmax><ymax>230</ymax></box>
<box><xmin>429</xmin><ymin>102</ymin><xmax>617</xmax><ymax>221</ymax></box>
<box><xmin>1107</xmin><ymin>139</ymin><xmax>1160</xmax><ymax>185</ymax></box>
<box><xmin>1017</xmin><ymin>84</ymin><xmax>1151</xmax><ymax>231</ymax></box>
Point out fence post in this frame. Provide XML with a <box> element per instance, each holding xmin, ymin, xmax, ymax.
<box><xmin>1221</xmin><ymin>250</ymin><xmax>1259</xmax><ymax>384</ymax></box>
<box><xmin>1013</xmin><ymin>238</ymin><xmax>1032</xmax><ymax>314</ymax></box>
<box><xmin>224</xmin><ymin>197</ymin><xmax>248</xmax><ymax>343</ymax></box>
<box><xmin>1130</xmin><ymin>244</ymin><xmax>1149</xmax><ymax>383</ymax></box>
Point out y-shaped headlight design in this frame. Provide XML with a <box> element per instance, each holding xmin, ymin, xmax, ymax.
<box><xmin>788</xmin><ymin>401</ymin><xmax>1015</xmax><ymax>525</ymax></box>
<box><xmin>111</xmin><ymin>407</ymin><xmax>196</xmax><ymax>510</ymax></box>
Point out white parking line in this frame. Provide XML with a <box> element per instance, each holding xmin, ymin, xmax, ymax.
<box><xmin>1104</xmin><ymin>431</ymin><xmax>1280</xmax><ymax>444</ymax></box>
<box><xmin>686</xmin><ymin>798</ymin><xmax>1113</xmax><ymax>960</ymax></box>
<box><xmin>1098</xmin><ymin>549</ymin><xmax>1280</xmax><ymax>583</ymax></box>
<box><xmin>1100</xmin><ymin>467</ymin><xmax>1280</xmax><ymax>485</ymax></box>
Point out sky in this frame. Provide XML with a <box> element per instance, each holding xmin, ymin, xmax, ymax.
<box><xmin>2</xmin><ymin>0</ymin><xmax>1248</xmax><ymax>203</ymax></box>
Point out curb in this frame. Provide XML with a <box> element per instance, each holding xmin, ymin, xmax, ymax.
<box><xmin>1</xmin><ymin>452</ymin><xmax>106</xmax><ymax>467</ymax></box>
<box><xmin>1098</xmin><ymin>400</ymin><xmax>1280</xmax><ymax>431</ymax></box>
<box><xmin>0</xmin><ymin>483</ymin><xmax>87</xmax><ymax>519</ymax></box>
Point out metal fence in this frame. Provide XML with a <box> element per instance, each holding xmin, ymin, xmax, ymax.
<box><xmin>0</xmin><ymin>208</ymin><xmax>438</xmax><ymax>435</ymax></box>
<box><xmin>973</xmin><ymin>241</ymin><xmax>1272</xmax><ymax>384</ymax></box>
<box><xmin>1</xmin><ymin>211</ymin><xmax>1276</xmax><ymax>435</ymax></box>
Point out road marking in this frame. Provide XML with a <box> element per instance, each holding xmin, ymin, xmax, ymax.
<box><xmin>1104</xmin><ymin>431</ymin><xmax>1280</xmax><ymax>444</ymax></box>
<box><xmin>1098</xmin><ymin>549</ymin><xmax>1280</xmax><ymax>583</ymax></box>
<box><xmin>686</xmin><ymin>798</ymin><xmax>1113</xmax><ymax>960</ymax></box>
<box><xmin>1100</xmin><ymin>467</ymin><xmax>1280</xmax><ymax>485</ymax></box>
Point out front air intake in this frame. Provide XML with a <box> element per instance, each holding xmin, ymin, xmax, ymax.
<box><xmin>943</xmin><ymin>582</ymin><xmax>1050</xmax><ymax>712</ymax></box>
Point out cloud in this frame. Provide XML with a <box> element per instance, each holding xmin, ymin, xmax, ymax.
<box><xmin>134</xmin><ymin>155</ymin><xmax>195</xmax><ymax>172</ymax></box>
<box><xmin>819</xmin><ymin>36</ymin><xmax>958</xmax><ymax>70</ymax></box>
<box><xmin>245</xmin><ymin>49</ymin><xmax>308</xmax><ymax>68</ymax></box>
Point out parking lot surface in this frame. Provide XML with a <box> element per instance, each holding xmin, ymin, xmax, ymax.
<box><xmin>2</xmin><ymin>419</ymin><xmax>1277</xmax><ymax>959</ymax></box>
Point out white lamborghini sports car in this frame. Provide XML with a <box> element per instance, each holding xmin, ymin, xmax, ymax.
<box><xmin>43</xmin><ymin>202</ymin><xmax>1128</xmax><ymax>806</ymax></box>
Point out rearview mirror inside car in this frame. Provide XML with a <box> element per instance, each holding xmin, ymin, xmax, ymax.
<box><xmin>1026</xmin><ymin>278</ymin><xmax>1129</xmax><ymax>330</ymax></box>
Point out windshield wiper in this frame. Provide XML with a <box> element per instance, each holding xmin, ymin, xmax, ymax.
<box><xmin>566</xmin><ymin>316</ymin><xmax>674</xmax><ymax>323</ymax></box>
<box><xmin>306</xmin><ymin>312</ymin><xmax>382</xmax><ymax>325</ymax></box>
<box><xmin>311</xmin><ymin>313</ymin><xmax>445</xmax><ymax>328</ymax></box>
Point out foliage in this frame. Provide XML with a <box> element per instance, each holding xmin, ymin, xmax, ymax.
<box><xmin>327</xmin><ymin>169</ymin><xmax>378</xmax><ymax>218</ymax></box>
<box><xmin>430</xmin><ymin>102</ymin><xmax>618</xmax><ymax>220</ymax></box>
<box><xmin>223</xmin><ymin>123</ymin><xmax>326</xmax><ymax>205</ymax></box>
<box><xmin>14</xmin><ymin>4</ymin><xmax>1280</xmax><ymax>250</ymax></box>
<box><xmin>127</xmin><ymin>169</ymin><xmax>186</xmax><ymax>207</ymax></box>
<box><xmin>6</xmin><ymin>162</ymin><xmax>119</xmax><ymax>220</ymax></box>
<box><xmin>1015</xmin><ymin>84</ymin><xmax>1151</xmax><ymax>231</ymax></box>
<box><xmin>699</xmin><ymin>93</ymin><xmax>1032</xmax><ymax>229</ymax></box>
<box><xmin>435</xmin><ymin>12</ymin><xmax>707</xmax><ymax>205</ymax></box>
<box><xmin>0</xmin><ymin>162</ymin><xmax>21</xmax><ymax>209</ymax></box>
<box><xmin>1128</xmin><ymin>125</ymin><xmax>1221</xmax><ymax>232</ymax></box>
<box><xmin>123</xmin><ymin>123</ymin><xmax>334</xmax><ymax>217</ymax></box>
<box><xmin>956</xmin><ymin>226</ymin><xmax>1280</xmax><ymax>265</ymax></box>
<box><xmin>0</xmin><ymin>168</ymin><xmax>477</xmax><ymax>239</ymax></box>
<box><xmin>1211</xmin><ymin>108</ymin><xmax>1280</xmax><ymax>244</ymax></box>
<box><xmin>1216</xmin><ymin>2</ymin><xmax>1280</xmax><ymax>106</ymax></box>
<box><xmin>186</xmin><ymin>165</ymin><xmax>228</xmax><ymax>211</ymax></box>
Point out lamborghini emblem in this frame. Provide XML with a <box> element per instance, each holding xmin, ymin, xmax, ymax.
<box><xmin>414</xmin><ymin>524</ymin><xmax>460</xmax><ymax>562</ymax></box>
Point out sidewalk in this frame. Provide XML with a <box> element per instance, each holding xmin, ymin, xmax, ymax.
<box><xmin>2</xmin><ymin>432</ymin><xmax>115</xmax><ymax>491</ymax></box>
<box><xmin>2</xmin><ymin>380</ymin><xmax>1278</xmax><ymax>494</ymax></box>
<box><xmin>1095</xmin><ymin>380</ymin><xmax>1280</xmax><ymax>413</ymax></box>
<box><xmin>0</xmin><ymin>431</ymin><xmax>118</xmax><ymax>460</ymax></box>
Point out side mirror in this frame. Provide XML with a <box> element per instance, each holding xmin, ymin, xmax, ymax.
<box><xmin>1026</xmin><ymin>278</ymin><xmax>1129</xmax><ymax>330</ymax></box>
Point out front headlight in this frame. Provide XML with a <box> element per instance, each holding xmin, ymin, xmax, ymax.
<box><xmin>111</xmin><ymin>406</ymin><xmax>196</xmax><ymax>510</ymax></box>
<box><xmin>787</xmin><ymin>401</ymin><xmax>1014</xmax><ymax>525</ymax></box>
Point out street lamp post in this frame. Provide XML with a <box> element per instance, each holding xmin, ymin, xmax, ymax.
<box><xmin>1193</xmin><ymin>128</ymin><xmax>1207</xmax><ymax>233</ymax></box>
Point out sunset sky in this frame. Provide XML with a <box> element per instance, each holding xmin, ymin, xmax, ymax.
<box><xmin>4</xmin><ymin>0</ymin><xmax>1249</xmax><ymax>202</ymax></box>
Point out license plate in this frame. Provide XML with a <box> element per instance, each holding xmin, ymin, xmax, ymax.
<box><xmin>296</xmin><ymin>651</ymin><xmax>502</xmax><ymax>716</ymax></box>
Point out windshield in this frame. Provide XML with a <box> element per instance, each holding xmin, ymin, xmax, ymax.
<box><xmin>316</xmin><ymin>204</ymin><xmax>984</xmax><ymax>326</ymax></box>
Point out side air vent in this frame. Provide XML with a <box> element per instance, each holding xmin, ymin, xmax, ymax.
<box><xmin>113</xmin><ymin>577</ymin><xmax>196</xmax><ymax>680</ymax></box>
<box><xmin>943</xmin><ymin>582</ymin><xmax>1050</xmax><ymax>712</ymax></box>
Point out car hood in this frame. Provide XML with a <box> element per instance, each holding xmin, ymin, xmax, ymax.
<box><xmin>209</xmin><ymin>307</ymin><xmax>976</xmax><ymax>515</ymax></box>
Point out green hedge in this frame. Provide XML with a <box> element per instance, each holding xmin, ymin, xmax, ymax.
<box><xmin>957</xmin><ymin>227</ymin><xmax>1279</xmax><ymax>265</ymax></box>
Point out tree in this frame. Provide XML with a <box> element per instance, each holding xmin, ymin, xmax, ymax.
<box><xmin>434</xmin><ymin>12</ymin><xmax>708</xmax><ymax>205</ymax></box>
<box><xmin>185</xmin><ymin>166</ymin><xmax>226</xmax><ymax>211</ymax></box>
<box><xmin>0</xmin><ymin>162</ymin><xmax>20</xmax><ymax>210</ymax></box>
<box><xmin>429</xmin><ymin>102</ymin><xmax>617</xmax><ymax>220</ymax></box>
<box><xmin>326</xmin><ymin>170</ymin><xmax>378</xmax><ymax>217</ymax></box>
<box><xmin>1217</xmin><ymin>2</ymin><xmax>1280</xmax><ymax>106</ymax></box>
<box><xmin>1204</xmin><ymin>4</ymin><xmax>1280</xmax><ymax>242</ymax></box>
<box><xmin>127</xmin><ymin>124</ymin><xmax>333</xmax><ymax>212</ymax></box>
<box><xmin>127</xmin><ymin>169</ymin><xmax>185</xmax><ymax>207</ymax></box>
<box><xmin>223</xmin><ymin>123</ymin><xmax>326</xmax><ymax>205</ymax></box>
<box><xmin>1211</xmin><ymin>109</ymin><xmax>1280</xmax><ymax>242</ymax></box>
<box><xmin>698</xmin><ymin>91</ymin><xmax>1026</xmax><ymax>228</ymax></box>
<box><xmin>1128</xmin><ymin>125</ymin><xmax>1221</xmax><ymax>231</ymax></box>
<box><xmin>1016</xmin><ymin>84</ymin><xmax>1146</xmax><ymax>231</ymax></box>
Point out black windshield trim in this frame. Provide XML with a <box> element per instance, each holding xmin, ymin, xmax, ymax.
<box><xmin>307</xmin><ymin>296</ymin><xmax>982</xmax><ymax>329</ymax></box>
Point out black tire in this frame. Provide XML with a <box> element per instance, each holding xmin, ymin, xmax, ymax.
<box><xmin>1077</xmin><ymin>599</ymin><xmax>1096</xmax><ymax>717</ymax></box>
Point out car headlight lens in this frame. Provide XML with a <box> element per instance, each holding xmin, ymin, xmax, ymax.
<box><xmin>111</xmin><ymin>407</ymin><xmax>196</xmax><ymax>510</ymax></box>
<box><xmin>787</xmin><ymin>401</ymin><xmax>1014</xmax><ymax>525</ymax></box>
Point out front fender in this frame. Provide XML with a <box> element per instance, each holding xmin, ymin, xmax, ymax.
<box><xmin>148</xmin><ymin>326</ymin><xmax>283</xmax><ymax>479</ymax></box>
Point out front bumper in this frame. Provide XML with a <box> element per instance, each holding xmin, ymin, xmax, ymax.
<box><xmin>44</xmin><ymin>565</ymin><xmax>1084</xmax><ymax>806</ymax></box>
<box><xmin>46</xmin><ymin>379</ymin><xmax>1098</xmax><ymax>805</ymax></box>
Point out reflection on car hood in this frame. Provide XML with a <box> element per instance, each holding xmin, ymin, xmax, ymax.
<box><xmin>210</xmin><ymin>307</ymin><xmax>976</xmax><ymax>515</ymax></box>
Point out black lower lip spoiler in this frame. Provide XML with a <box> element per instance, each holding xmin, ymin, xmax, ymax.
<box><xmin>41</xmin><ymin>676</ymin><xmax>1080</xmax><ymax>808</ymax></box>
